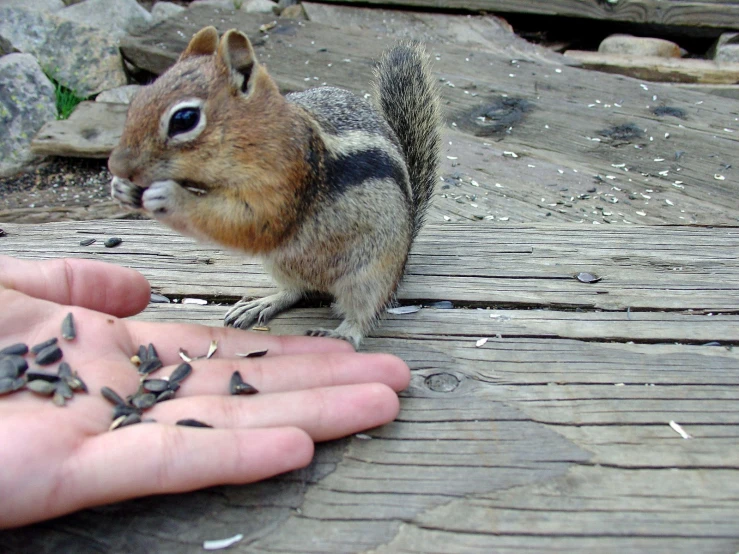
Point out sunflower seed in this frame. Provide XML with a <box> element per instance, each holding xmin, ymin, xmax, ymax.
<box><xmin>169</xmin><ymin>362</ymin><xmax>192</xmax><ymax>384</ymax></box>
<box><xmin>101</xmin><ymin>386</ymin><xmax>126</xmax><ymax>406</ymax></box>
<box><xmin>235</xmin><ymin>349</ymin><xmax>269</xmax><ymax>358</ymax></box>
<box><xmin>142</xmin><ymin>378</ymin><xmax>170</xmax><ymax>393</ymax></box>
<box><xmin>56</xmin><ymin>379</ymin><xmax>74</xmax><ymax>400</ymax></box>
<box><xmin>156</xmin><ymin>389</ymin><xmax>176</xmax><ymax>402</ymax></box>
<box><xmin>35</xmin><ymin>344</ymin><xmax>63</xmax><ymax>366</ymax></box>
<box><xmin>112</xmin><ymin>404</ymin><xmax>139</xmax><ymax>419</ymax></box>
<box><xmin>0</xmin><ymin>343</ymin><xmax>29</xmax><ymax>356</ymax></box>
<box><xmin>138</xmin><ymin>358</ymin><xmax>163</xmax><ymax>375</ymax></box>
<box><xmin>67</xmin><ymin>373</ymin><xmax>88</xmax><ymax>393</ymax></box>
<box><xmin>30</xmin><ymin>337</ymin><xmax>58</xmax><ymax>355</ymax></box>
<box><xmin>58</xmin><ymin>361</ymin><xmax>72</xmax><ymax>379</ymax></box>
<box><xmin>79</xmin><ymin>238</ymin><xmax>96</xmax><ymax>246</ymax></box>
<box><xmin>0</xmin><ymin>355</ymin><xmax>27</xmax><ymax>379</ymax></box>
<box><xmin>104</xmin><ymin>237</ymin><xmax>122</xmax><ymax>248</ymax></box>
<box><xmin>25</xmin><ymin>370</ymin><xmax>59</xmax><ymax>382</ymax></box>
<box><xmin>52</xmin><ymin>391</ymin><xmax>67</xmax><ymax>407</ymax></box>
<box><xmin>27</xmin><ymin>380</ymin><xmax>58</xmax><ymax>395</ymax></box>
<box><xmin>230</xmin><ymin>371</ymin><xmax>259</xmax><ymax>395</ymax></box>
<box><xmin>109</xmin><ymin>415</ymin><xmax>127</xmax><ymax>431</ymax></box>
<box><xmin>176</xmin><ymin>419</ymin><xmax>213</xmax><ymax>428</ymax></box>
<box><xmin>138</xmin><ymin>344</ymin><xmax>148</xmax><ymax>362</ymax></box>
<box><xmin>0</xmin><ymin>377</ymin><xmax>19</xmax><ymax>395</ymax></box>
<box><xmin>146</xmin><ymin>343</ymin><xmax>159</xmax><ymax>361</ymax></box>
<box><xmin>119</xmin><ymin>413</ymin><xmax>142</xmax><ymax>428</ymax></box>
<box><xmin>131</xmin><ymin>392</ymin><xmax>157</xmax><ymax>410</ymax></box>
<box><xmin>61</xmin><ymin>313</ymin><xmax>76</xmax><ymax>341</ymax></box>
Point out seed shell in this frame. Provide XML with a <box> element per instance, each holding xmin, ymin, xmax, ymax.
<box><xmin>61</xmin><ymin>313</ymin><xmax>76</xmax><ymax>341</ymax></box>
<box><xmin>79</xmin><ymin>238</ymin><xmax>96</xmax><ymax>246</ymax></box>
<box><xmin>229</xmin><ymin>371</ymin><xmax>259</xmax><ymax>395</ymax></box>
<box><xmin>0</xmin><ymin>343</ymin><xmax>29</xmax><ymax>357</ymax></box>
<box><xmin>176</xmin><ymin>419</ymin><xmax>213</xmax><ymax>428</ymax></box>
<box><xmin>236</xmin><ymin>349</ymin><xmax>269</xmax><ymax>358</ymax></box>
<box><xmin>101</xmin><ymin>386</ymin><xmax>126</xmax><ymax>406</ymax></box>
<box><xmin>30</xmin><ymin>337</ymin><xmax>58</xmax><ymax>355</ymax></box>
<box><xmin>142</xmin><ymin>378</ymin><xmax>170</xmax><ymax>393</ymax></box>
<box><xmin>68</xmin><ymin>374</ymin><xmax>88</xmax><ymax>393</ymax></box>
<box><xmin>576</xmin><ymin>272</ymin><xmax>602</xmax><ymax>284</ymax></box>
<box><xmin>169</xmin><ymin>362</ymin><xmax>192</xmax><ymax>384</ymax></box>
<box><xmin>131</xmin><ymin>392</ymin><xmax>157</xmax><ymax>410</ymax></box>
<box><xmin>138</xmin><ymin>358</ymin><xmax>163</xmax><ymax>375</ymax></box>
<box><xmin>35</xmin><ymin>344</ymin><xmax>63</xmax><ymax>366</ymax></box>
<box><xmin>27</xmin><ymin>380</ymin><xmax>58</xmax><ymax>395</ymax></box>
<box><xmin>104</xmin><ymin>237</ymin><xmax>122</xmax><ymax>248</ymax></box>
<box><xmin>0</xmin><ymin>355</ymin><xmax>28</xmax><ymax>380</ymax></box>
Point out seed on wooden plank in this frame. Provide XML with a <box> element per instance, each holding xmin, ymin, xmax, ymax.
<box><xmin>0</xmin><ymin>355</ymin><xmax>28</xmax><ymax>379</ymax></box>
<box><xmin>176</xmin><ymin>419</ymin><xmax>213</xmax><ymax>428</ymax></box>
<box><xmin>112</xmin><ymin>404</ymin><xmax>140</xmax><ymax>419</ymax></box>
<box><xmin>169</xmin><ymin>362</ymin><xmax>192</xmax><ymax>384</ymax></box>
<box><xmin>147</xmin><ymin>343</ymin><xmax>159</xmax><ymax>361</ymax></box>
<box><xmin>104</xmin><ymin>237</ymin><xmax>122</xmax><ymax>248</ymax></box>
<box><xmin>138</xmin><ymin>358</ymin><xmax>163</xmax><ymax>375</ymax></box>
<box><xmin>0</xmin><ymin>343</ymin><xmax>29</xmax><ymax>356</ymax></box>
<box><xmin>230</xmin><ymin>371</ymin><xmax>259</xmax><ymax>395</ymax></box>
<box><xmin>235</xmin><ymin>349</ymin><xmax>269</xmax><ymax>358</ymax></box>
<box><xmin>155</xmin><ymin>389</ymin><xmax>176</xmax><ymax>403</ymax></box>
<box><xmin>61</xmin><ymin>313</ymin><xmax>76</xmax><ymax>341</ymax></box>
<box><xmin>131</xmin><ymin>392</ymin><xmax>157</xmax><ymax>410</ymax></box>
<box><xmin>142</xmin><ymin>378</ymin><xmax>169</xmax><ymax>393</ymax></box>
<box><xmin>30</xmin><ymin>337</ymin><xmax>58</xmax><ymax>354</ymax></box>
<box><xmin>79</xmin><ymin>238</ymin><xmax>96</xmax><ymax>246</ymax></box>
<box><xmin>576</xmin><ymin>272</ymin><xmax>602</xmax><ymax>284</ymax></box>
<box><xmin>56</xmin><ymin>379</ymin><xmax>74</xmax><ymax>400</ymax></box>
<box><xmin>101</xmin><ymin>386</ymin><xmax>126</xmax><ymax>406</ymax></box>
<box><xmin>150</xmin><ymin>293</ymin><xmax>170</xmax><ymax>304</ymax></box>
<box><xmin>27</xmin><ymin>380</ymin><xmax>58</xmax><ymax>395</ymax></box>
<box><xmin>35</xmin><ymin>344</ymin><xmax>63</xmax><ymax>366</ymax></box>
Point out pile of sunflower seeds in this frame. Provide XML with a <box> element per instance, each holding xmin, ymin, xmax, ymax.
<box><xmin>0</xmin><ymin>312</ymin><xmax>88</xmax><ymax>406</ymax></box>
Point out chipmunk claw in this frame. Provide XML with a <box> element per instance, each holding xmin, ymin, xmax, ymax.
<box><xmin>225</xmin><ymin>290</ymin><xmax>303</xmax><ymax>330</ymax></box>
<box><xmin>305</xmin><ymin>328</ymin><xmax>359</xmax><ymax>350</ymax></box>
<box><xmin>111</xmin><ymin>176</ymin><xmax>144</xmax><ymax>209</ymax></box>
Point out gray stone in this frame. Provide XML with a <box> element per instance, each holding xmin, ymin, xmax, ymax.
<box><xmin>0</xmin><ymin>53</ymin><xmax>57</xmax><ymax>177</ymax></box>
<box><xmin>152</xmin><ymin>2</ymin><xmax>186</xmax><ymax>24</ymax></box>
<box><xmin>0</xmin><ymin>6</ymin><xmax>127</xmax><ymax>97</ymax></box>
<box><xmin>59</xmin><ymin>0</ymin><xmax>153</xmax><ymax>37</ymax></box>
<box><xmin>713</xmin><ymin>33</ymin><xmax>739</xmax><ymax>63</ymax></box>
<box><xmin>2</xmin><ymin>0</ymin><xmax>65</xmax><ymax>11</ymax></box>
<box><xmin>599</xmin><ymin>34</ymin><xmax>682</xmax><ymax>58</ymax></box>
<box><xmin>192</xmin><ymin>0</ymin><xmax>276</xmax><ymax>13</ymax></box>
<box><xmin>96</xmin><ymin>85</ymin><xmax>142</xmax><ymax>104</ymax></box>
<box><xmin>31</xmin><ymin>101</ymin><xmax>128</xmax><ymax>158</ymax></box>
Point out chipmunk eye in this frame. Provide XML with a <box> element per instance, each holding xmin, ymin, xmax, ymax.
<box><xmin>168</xmin><ymin>107</ymin><xmax>201</xmax><ymax>137</ymax></box>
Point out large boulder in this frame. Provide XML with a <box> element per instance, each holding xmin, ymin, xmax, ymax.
<box><xmin>2</xmin><ymin>0</ymin><xmax>65</xmax><ymax>11</ymax></box>
<box><xmin>152</xmin><ymin>2</ymin><xmax>186</xmax><ymax>24</ymax></box>
<box><xmin>0</xmin><ymin>6</ymin><xmax>127</xmax><ymax>97</ymax></box>
<box><xmin>598</xmin><ymin>34</ymin><xmax>682</xmax><ymax>58</ymax></box>
<box><xmin>0</xmin><ymin>53</ymin><xmax>57</xmax><ymax>177</ymax></box>
<box><xmin>59</xmin><ymin>0</ymin><xmax>153</xmax><ymax>37</ymax></box>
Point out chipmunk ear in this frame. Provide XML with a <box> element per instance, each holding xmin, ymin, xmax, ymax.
<box><xmin>179</xmin><ymin>26</ymin><xmax>219</xmax><ymax>61</ymax></box>
<box><xmin>218</xmin><ymin>29</ymin><xmax>256</xmax><ymax>94</ymax></box>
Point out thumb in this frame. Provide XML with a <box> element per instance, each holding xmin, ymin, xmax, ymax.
<box><xmin>0</xmin><ymin>256</ymin><xmax>151</xmax><ymax>317</ymax></box>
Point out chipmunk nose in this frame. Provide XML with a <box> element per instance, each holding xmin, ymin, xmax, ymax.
<box><xmin>108</xmin><ymin>147</ymin><xmax>132</xmax><ymax>179</ymax></box>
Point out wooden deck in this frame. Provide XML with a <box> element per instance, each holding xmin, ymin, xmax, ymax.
<box><xmin>1</xmin><ymin>220</ymin><xmax>738</xmax><ymax>552</ymax></box>
<box><xmin>2</xmin><ymin>4</ymin><xmax>739</xmax><ymax>552</ymax></box>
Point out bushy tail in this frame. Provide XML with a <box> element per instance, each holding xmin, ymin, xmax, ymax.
<box><xmin>373</xmin><ymin>42</ymin><xmax>441</xmax><ymax>237</ymax></box>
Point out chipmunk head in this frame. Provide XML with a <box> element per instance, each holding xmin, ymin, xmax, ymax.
<box><xmin>109</xmin><ymin>26</ymin><xmax>285</xmax><ymax>194</ymax></box>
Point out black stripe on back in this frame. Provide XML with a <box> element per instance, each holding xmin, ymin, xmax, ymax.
<box><xmin>324</xmin><ymin>148</ymin><xmax>408</xmax><ymax>201</ymax></box>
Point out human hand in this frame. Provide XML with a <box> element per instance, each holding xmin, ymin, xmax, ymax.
<box><xmin>0</xmin><ymin>255</ymin><xmax>410</xmax><ymax>528</ymax></box>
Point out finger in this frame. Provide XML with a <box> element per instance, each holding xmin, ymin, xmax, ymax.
<box><xmin>33</xmin><ymin>426</ymin><xmax>313</xmax><ymax>528</ymax></box>
<box><xmin>168</xmin><ymin>352</ymin><xmax>411</xmax><ymax>395</ymax></box>
<box><xmin>0</xmin><ymin>256</ymin><xmax>150</xmax><ymax>317</ymax></box>
<box><xmin>154</xmin><ymin>382</ymin><xmax>401</xmax><ymax>442</ymax></box>
<box><xmin>126</xmin><ymin>319</ymin><xmax>355</xmax><ymax>365</ymax></box>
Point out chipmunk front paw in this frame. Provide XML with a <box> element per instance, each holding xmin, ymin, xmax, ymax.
<box><xmin>225</xmin><ymin>290</ymin><xmax>303</xmax><ymax>330</ymax></box>
<box><xmin>111</xmin><ymin>176</ymin><xmax>144</xmax><ymax>209</ymax></box>
<box><xmin>141</xmin><ymin>180</ymin><xmax>183</xmax><ymax>216</ymax></box>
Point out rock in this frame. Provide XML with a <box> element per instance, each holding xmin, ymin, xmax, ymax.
<box><xmin>712</xmin><ymin>33</ymin><xmax>739</xmax><ymax>63</ymax></box>
<box><xmin>152</xmin><ymin>2</ymin><xmax>186</xmax><ymax>24</ymax></box>
<box><xmin>192</xmin><ymin>0</ymin><xmax>276</xmax><ymax>13</ymax></box>
<box><xmin>280</xmin><ymin>4</ymin><xmax>305</xmax><ymax>19</ymax></box>
<box><xmin>0</xmin><ymin>54</ymin><xmax>57</xmax><ymax>177</ymax></box>
<box><xmin>59</xmin><ymin>0</ymin><xmax>153</xmax><ymax>37</ymax></box>
<box><xmin>96</xmin><ymin>85</ymin><xmax>141</xmax><ymax>104</ymax></box>
<box><xmin>0</xmin><ymin>6</ymin><xmax>127</xmax><ymax>97</ymax></box>
<box><xmin>31</xmin><ymin>101</ymin><xmax>128</xmax><ymax>158</ymax></box>
<box><xmin>2</xmin><ymin>0</ymin><xmax>64</xmax><ymax>11</ymax></box>
<box><xmin>598</xmin><ymin>34</ymin><xmax>682</xmax><ymax>58</ymax></box>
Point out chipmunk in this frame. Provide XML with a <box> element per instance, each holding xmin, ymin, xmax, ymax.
<box><xmin>110</xmin><ymin>26</ymin><xmax>441</xmax><ymax>349</ymax></box>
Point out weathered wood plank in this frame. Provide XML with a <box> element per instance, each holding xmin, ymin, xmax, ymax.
<box><xmin>314</xmin><ymin>0</ymin><xmax>739</xmax><ymax>30</ymax></box>
<box><xmin>3</xmin><ymin>221</ymin><xmax>738</xmax><ymax>311</ymax></box>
